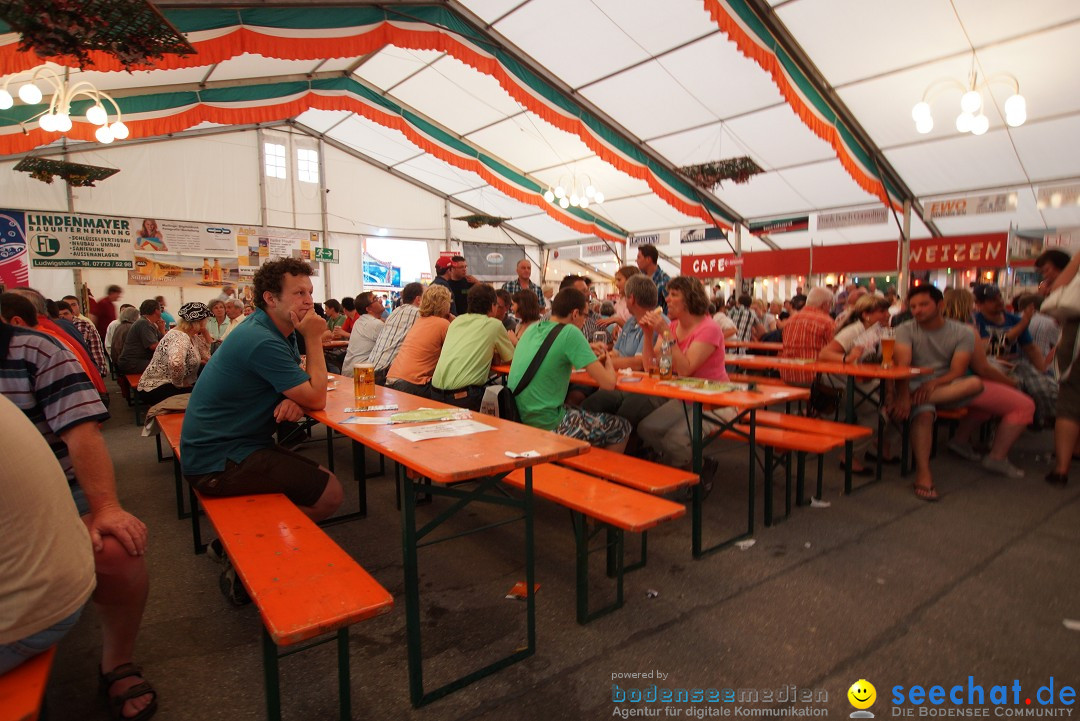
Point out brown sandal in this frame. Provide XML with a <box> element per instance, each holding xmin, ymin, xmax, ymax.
<box><xmin>913</xmin><ymin>483</ymin><xmax>939</xmax><ymax>502</ymax></box>
<box><xmin>100</xmin><ymin>663</ymin><xmax>158</xmax><ymax>721</ymax></box>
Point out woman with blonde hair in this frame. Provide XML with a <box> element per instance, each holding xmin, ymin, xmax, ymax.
<box><xmin>385</xmin><ymin>285</ymin><xmax>453</xmax><ymax>398</ymax></box>
<box><xmin>941</xmin><ymin>287</ymin><xmax>1034</xmax><ymax>477</ymax></box>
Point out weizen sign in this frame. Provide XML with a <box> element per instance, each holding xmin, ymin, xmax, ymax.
<box><xmin>909</xmin><ymin>235</ymin><xmax>1005</xmax><ymax>269</ymax></box>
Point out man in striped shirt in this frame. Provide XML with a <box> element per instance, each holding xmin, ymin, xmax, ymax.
<box><xmin>0</xmin><ymin>317</ymin><xmax>156</xmax><ymax>720</ymax></box>
<box><xmin>367</xmin><ymin>282</ymin><xmax>424</xmax><ymax>384</ymax></box>
<box><xmin>780</xmin><ymin>287</ymin><xmax>836</xmax><ymax>386</ymax></box>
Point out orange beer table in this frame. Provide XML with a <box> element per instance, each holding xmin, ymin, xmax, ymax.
<box><xmin>725</xmin><ymin>340</ymin><xmax>783</xmax><ymax>352</ymax></box>
<box><xmin>307</xmin><ymin>384</ymin><xmax>588</xmax><ymax>707</ymax></box>
<box><xmin>492</xmin><ymin>364</ymin><xmax>809</xmax><ymax>556</ymax></box>
<box><xmin>725</xmin><ymin>355</ymin><xmax>932</xmax><ymax>485</ymax></box>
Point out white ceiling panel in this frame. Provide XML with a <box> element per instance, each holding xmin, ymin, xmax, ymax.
<box><xmin>71</xmin><ymin>64</ymin><xmax>209</xmax><ymax>92</ymax></box>
<box><xmin>885</xmin><ymin>131</ymin><xmax>1028</xmax><ymax>196</ymax></box>
<box><xmin>711</xmin><ymin>171</ymin><xmax>813</xmax><ymax>218</ymax></box>
<box><xmin>723</xmin><ymin>105</ymin><xmax>837</xmax><ymax>170</ymax></box>
<box><xmin>778</xmin><ymin>161</ymin><xmax>881</xmax><ymax>210</ymax></box>
<box><xmin>295</xmin><ymin>109</ymin><xmax>352</xmax><ymax>134</ymax></box>
<box><xmin>975</xmin><ymin>24</ymin><xmax>1080</xmax><ymax>123</ymax></box>
<box><xmin>206</xmin><ymin>55</ymin><xmax>323</xmax><ymax>83</ymax></box>
<box><xmin>458</xmin><ymin>0</ymin><xmax>527</xmax><ymax>25</ymax></box>
<box><xmin>393</xmin><ymin>154</ymin><xmax>486</xmax><ymax>196</ymax></box>
<box><xmin>583</xmin><ymin>0</ymin><xmax>718</xmax><ymax>56</ymax></box>
<box><xmin>353</xmin><ymin>47</ymin><xmax>445</xmax><ymax>92</ymax></box>
<box><xmin>646</xmin><ymin>122</ymin><xmax>748</xmax><ymax>167</ymax></box>
<box><xmin>491</xmin><ymin>0</ymin><xmax>652</xmax><ymax>88</ymax></box>
<box><xmin>389</xmin><ymin>56</ymin><xmax>525</xmax><ymax>136</ymax></box>
<box><xmin>580</xmin><ymin>61</ymin><xmax>716</xmax><ymax>141</ymax></box>
<box><xmin>451</xmin><ymin>187</ymin><xmax>541</xmax><ymax>219</ymax></box>
<box><xmin>595</xmin><ymin>194</ymin><xmax>699</xmax><ymax>231</ymax></box>
<box><xmin>1009</xmin><ymin>116</ymin><xmax>1080</xmax><ymax>183</ymax></box>
<box><xmin>465</xmin><ymin>114</ymin><xmax>593</xmax><ymax>173</ymax></box>
<box><xmin>776</xmin><ymin>0</ymin><xmax>968</xmax><ymax>86</ymax></box>
<box><xmin>949</xmin><ymin>0</ymin><xmax>1080</xmax><ymax>47</ymax></box>
<box><xmin>327</xmin><ymin>114</ymin><xmax>424</xmax><ymax>166</ymax></box>
<box><xmin>508</xmin><ymin>213</ymin><xmax>589</xmax><ymax>244</ymax></box>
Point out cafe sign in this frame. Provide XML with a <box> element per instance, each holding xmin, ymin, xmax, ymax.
<box><xmin>681</xmin><ymin>254</ymin><xmax>744</xmax><ymax>277</ymax></box>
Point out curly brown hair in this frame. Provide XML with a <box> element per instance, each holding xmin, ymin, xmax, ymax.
<box><xmin>253</xmin><ymin>257</ymin><xmax>314</xmax><ymax>310</ymax></box>
<box><xmin>666</xmin><ymin>275</ymin><xmax>709</xmax><ymax>316</ymax></box>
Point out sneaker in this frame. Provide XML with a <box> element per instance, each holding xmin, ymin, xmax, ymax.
<box><xmin>219</xmin><ymin>561</ymin><xmax>251</xmax><ymax>607</ymax></box>
<box><xmin>981</xmin><ymin>456</ymin><xmax>1024</xmax><ymax>479</ymax></box>
<box><xmin>947</xmin><ymin>440</ymin><xmax>982</xmax><ymax>462</ymax></box>
<box><xmin>207</xmin><ymin>538</ymin><xmax>226</xmax><ymax>564</ymax></box>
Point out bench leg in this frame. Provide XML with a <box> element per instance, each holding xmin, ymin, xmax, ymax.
<box><xmin>262</xmin><ymin>628</ymin><xmax>282</xmax><ymax>721</ymax></box>
<box><xmin>336</xmin><ymin>628</ymin><xmax>351</xmax><ymax>721</ymax></box>
<box><xmin>574</xmin><ymin>513</ymin><xmax>624</xmax><ymax>624</ymax></box>
<box><xmin>607</xmin><ymin>530</ymin><xmax>647</xmax><ymax>576</ymax></box>
<box><xmin>796</xmin><ymin>452</ymin><xmax>807</xmax><ymax>507</ymax></box>
<box><xmin>816</xmin><ymin>453</ymin><xmax>824</xmax><ymax>500</ymax></box>
<box><xmin>764</xmin><ymin>446</ymin><xmax>774</xmax><ymax>527</ymax></box>
<box><xmin>172</xmin><ymin>457</ymin><xmax>189</xmax><ymax>520</ymax></box>
<box><xmin>189</xmin><ymin>483</ymin><xmax>206</xmax><ymax>555</ymax></box>
<box><xmin>325</xmin><ymin>426</ymin><xmax>335</xmax><ymax>473</ymax></box>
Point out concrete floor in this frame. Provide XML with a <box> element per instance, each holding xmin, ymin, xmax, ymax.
<box><xmin>46</xmin><ymin>384</ymin><xmax>1080</xmax><ymax>720</ymax></box>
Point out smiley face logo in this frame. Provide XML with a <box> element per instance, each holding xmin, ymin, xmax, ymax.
<box><xmin>848</xmin><ymin>679</ymin><xmax>877</xmax><ymax>710</ymax></box>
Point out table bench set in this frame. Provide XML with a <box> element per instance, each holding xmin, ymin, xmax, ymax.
<box><xmin>136</xmin><ymin>357</ymin><xmax>932</xmax><ymax>719</ymax></box>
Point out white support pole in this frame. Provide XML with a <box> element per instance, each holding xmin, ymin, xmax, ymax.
<box><xmin>318</xmin><ymin>137</ymin><xmax>331</xmax><ymax>299</ymax></box>
<box><xmin>900</xmin><ymin>201</ymin><xmax>912</xmax><ymax>298</ymax></box>
<box><xmin>733</xmin><ymin>224</ymin><xmax>743</xmax><ymax>294</ymax></box>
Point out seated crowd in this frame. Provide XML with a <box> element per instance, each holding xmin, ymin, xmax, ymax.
<box><xmin>2</xmin><ymin>243</ymin><xmax>1074</xmax><ymax>721</ymax></box>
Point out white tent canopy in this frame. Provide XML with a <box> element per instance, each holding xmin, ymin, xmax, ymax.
<box><xmin>1</xmin><ymin>0</ymin><xmax>1078</xmax><ymax>286</ymax></box>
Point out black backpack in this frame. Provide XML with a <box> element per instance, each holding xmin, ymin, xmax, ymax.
<box><xmin>496</xmin><ymin>323</ymin><xmax>567</xmax><ymax>423</ymax></box>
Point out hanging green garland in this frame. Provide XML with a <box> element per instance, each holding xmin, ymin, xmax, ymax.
<box><xmin>454</xmin><ymin>214</ymin><xmax>511</xmax><ymax>229</ymax></box>
<box><xmin>681</xmin><ymin>157</ymin><xmax>764</xmax><ymax>187</ymax></box>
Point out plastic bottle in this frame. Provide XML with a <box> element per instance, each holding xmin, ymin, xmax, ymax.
<box><xmin>212</xmin><ymin>258</ymin><xmax>222</xmax><ymax>283</ymax></box>
<box><xmin>659</xmin><ymin>331</ymin><xmax>674</xmax><ymax>380</ymax></box>
<box><xmin>202</xmin><ymin>258</ymin><xmax>211</xmax><ymax>283</ymax></box>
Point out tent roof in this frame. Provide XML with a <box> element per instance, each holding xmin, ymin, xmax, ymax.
<box><xmin>1</xmin><ymin>0</ymin><xmax>1077</xmax><ymax>262</ymax></box>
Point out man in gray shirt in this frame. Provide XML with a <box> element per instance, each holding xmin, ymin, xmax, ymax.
<box><xmin>891</xmin><ymin>284</ymin><xmax>982</xmax><ymax>502</ymax></box>
<box><xmin>117</xmin><ymin>299</ymin><xmax>162</xmax><ymax>375</ymax></box>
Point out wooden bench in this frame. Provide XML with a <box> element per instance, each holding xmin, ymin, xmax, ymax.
<box><xmin>155</xmin><ymin>414</ymin><xmax>394</xmax><ymax>720</ymax></box>
<box><xmin>555</xmin><ymin>448</ymin><xmax>697</xmax><ymax>572</ymax></box>
<box><xmin>124</xmin><ymin>373</ymin><xmax>144</xmax><ymax>425</ymax></box>
<box><xmin>0</xmin><ymin>645</ymin><xmax>56</xmax><ymax>721</ymax></box>
<box><xmin>753</xmin><ymin>410</ymin><xmax>873</xmax><ymax>495</ymax></box>
<box><xmin>155</xmin><ymin>413</ymin><xmax>190</xmax><ymax>522</ymax></box>
<box><xmin>717</xmin><ymin>424</ymin><xmax>847</xmax><ymax>534</ymax></box>
<box><xmin>504</xmin><ymin>464</ymin><xmax>684</xmax><ymax>624</ymax></box>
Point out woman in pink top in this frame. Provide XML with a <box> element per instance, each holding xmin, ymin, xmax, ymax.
<box><xmin>386</xmin><ymin>285</ymin><xmax>452</xmax><ymax>398</ymax></box>
<box><xmin>637</xmin><ymin>276</ymin><xmax>730</xmax><ymax>474</ymax></box>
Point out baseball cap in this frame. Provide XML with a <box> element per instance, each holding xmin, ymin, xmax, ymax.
<box><xmin>972</xmin><ymin>284</ymin><xmax>1002</xmax><ymax>303</ymax></box>
<box><xmin>435</xmin><ymin>256</ymin><xmax>453</xmax><ymax>271</ymax></box>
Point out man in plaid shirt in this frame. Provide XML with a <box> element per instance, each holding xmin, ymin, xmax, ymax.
<box><xmin>728</xmin><ymin>294</ymin><xmax>763</xmax><ymax>342</ymax></box>
<box><xmin>502</xmin><ymin>258</ymin><xmax>545</xmax><ymax>310</ymax></box>
<box><xmin>780</xmin><ymin>287</ymin><xmax>835</xmax><ymax>386</ymax></box>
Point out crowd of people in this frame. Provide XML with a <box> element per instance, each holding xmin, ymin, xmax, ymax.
<box><xmin>2</xmin><ymin>242</ymin><xmax>1075</xmax><ymax>720</ymax></box>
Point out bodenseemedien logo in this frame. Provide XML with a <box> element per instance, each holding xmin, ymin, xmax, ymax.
<box><xmin>849</xmin><ymin>679</ymin><xmax>877</xmax><ymax>718</ymax></box>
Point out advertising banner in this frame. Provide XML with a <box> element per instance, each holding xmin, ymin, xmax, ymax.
<box><xmin>0</xmin><ymin>209</ymin><xmax>29</xmax><ymax>289</ymax></box>
<box><xmin>461</xmin><ymin>242</ymin><xmax>526</xmax><ymax>281</ymax></box>
<box><xmin>679</xmin><ymin>226</ymin><xmax>728</xmax><ymax>243</ymax></box>
<box><xmin>923</xmin><ymin>193</ymin><xmax>1017</xmax><ymax>220</ymax></box>
<box><xmin>628</xmin><ymin>233</ymin><xmax>664</xmax><ymax>248</ymax></box>
<box><xmin>14</xmin><ymin>210</ymin><xmax>134</xmax><ymax>268</ymax></box>
<box><xmin>816</xmin><ymin>207</ymin><xmax>888</xmax><ymax>230</ymax></box>
<box><xmin>748</xmin><ymin>216</ymin><xmax>809</xmax><ymax>236</ymax></box>
<box><xmin>130</xmin><ymin>218</ymin><xmax>235</xmax><ymax>256</ymax></box>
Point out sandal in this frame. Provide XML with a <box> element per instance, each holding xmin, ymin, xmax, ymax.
<box><xmin>100</xmin><ymin>663</ymin><xmax>158</xmax><ymax>721</ymax></box>
<box><xmin>913</xmin><ymin>483</ymin><xmax>939</xmax><ymax>502</ymax></box>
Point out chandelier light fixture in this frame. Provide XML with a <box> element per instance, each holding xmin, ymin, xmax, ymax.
<box><xmin>911</xmin><ymin>66</ymin><xmax>1026</xmax><ymax>137</ymax></box>
<box><xmin>0</xmin><ymin>67</ymin><xmax>129</xmax><ymax>144</ymax></box>
<box><xmin>542</xmin><ymin>172</ymin><xmax>604</xmax><ymax>210</ymax></box>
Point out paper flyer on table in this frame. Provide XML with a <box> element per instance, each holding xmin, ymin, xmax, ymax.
<box><xmin>388</xmin><ymin>420</ymin><xmax>497</xmax><ymax>442</ymax></box>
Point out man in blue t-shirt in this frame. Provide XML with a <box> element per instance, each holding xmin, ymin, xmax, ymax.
<box><xmin>973</xmin><ymin>283</ymin><xmax>1056</xmax><ymax>425</ymax></box>
<box><xmin>182</xmin><ymin>258</ymin><xmax>343</xmax><ymax>522</ymax></box>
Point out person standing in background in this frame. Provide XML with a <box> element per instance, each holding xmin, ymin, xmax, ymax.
<box><xmin>92</xmin><ymin>285</ymin><xmax>122</xmax><ymax>342</ymax></box>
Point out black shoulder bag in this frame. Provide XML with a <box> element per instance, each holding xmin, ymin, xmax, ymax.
<box><xmin>497</xmin><ymin>323</ymin><xmax>567</xmax><ymax>422</ymax></box>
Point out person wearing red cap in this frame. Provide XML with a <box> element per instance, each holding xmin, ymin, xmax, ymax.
<box><xmin>431</xmin><ymin>255</ymin><xmax>458</xmax><ymax>314</ymax></box>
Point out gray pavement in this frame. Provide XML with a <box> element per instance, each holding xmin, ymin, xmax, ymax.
<box><xmin>46</xmin><ymin>391</ymin><xmax>1080</xmax><ymax>720</ymax></box>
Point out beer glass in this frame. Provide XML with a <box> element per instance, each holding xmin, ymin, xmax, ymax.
<box><xmin>353</xmin><ymin>363</ymin><xmax>376</xmax><ymax>403</ymax></box>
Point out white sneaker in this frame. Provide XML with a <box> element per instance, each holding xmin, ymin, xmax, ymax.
<box><xmin>981</xmin><ymin>456</ymin><xmax>1024</xmax><ymax>479</ymax></box>
<box><xmin>947</xmin><ymin>440</ymin><xmax>982</xmax><ymax>462</ymax></box>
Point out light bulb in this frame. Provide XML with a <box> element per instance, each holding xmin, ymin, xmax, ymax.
<box><xmin>95</xmin><ymin>124</ymin><xmax>114</xmax><ymax>144</ymax></box>
<box><xmin>0</xmin><ymin>90</ymin><xmax>12</xmax><ymax>110</ymax></box>
<box><xmin>109</xmin><ymin>121</ymin><xmax>128</xmax><ymax>139</ymax></box>
<box><xmin>55</xmin><ymin>113</ymin><xmax>72</xmax><ymax>132</ymax></box>
<box><xmin>915</xmin><ymin>116</ymin><xmax>933</xmax><ymax>134</ymax></box>
<box><xmin>18</xmin><ymin>83</ymin><xmax>42</xmax><ymax>104</ymax></box>
<box><xmin>585</xmin><ymin>184</ymin><xmax>596</xmax><ymax>198</ymax></box>
<box><xmin>38</xmin><ymin>113</ymin><xmax>57</xmax><ymax>132</ymax></box>
<box><xmin>559</xmin><ymin>197</ymin><xmax>569</xmax><ymax>209</ymax></box>
<box><xmin>955</xmin><ymin>112</ymin><xmax>974</xmax><ymax>133</ymax></box>
<box><xmin>86</xmin><ymin>104</ymin><xmax>107</xmax><ymax>126</ymax></box>
<box><xmin>1006</xmin><ymin>110</ymin><xmax>1026</xmax><ymax>128</ymax></box>
<box><xmin>1005</xmin><ymin>94</ymin><xmax>1026</xmax><ymax>127</ymax></box>
<box><xmin>971</xmin><ymin>114</ymin><xmax>989</xmax><ymax>136</ymax></box>
<box><xmin>569</xmin><ymin>193</ymin><xmax>580</xmax><ymax>206</ymax></box>
<box><xmin>554</xmin><ymin>185</ymin><xmax>565</xmax><ymax>199</ymax></box>
<box><xmin>580</xmin><ymin>197</ymin><xmax>589</xmax><ymax>209</ymax></box>
<box><xmin>911</xmin><ymin>101</ymin><xmax>931</xmax><ymax>122</ymax></box>
<box><xmin>593</xmin><ymin>192</ymin><xmax>604</xmax><ymax>204</ymax></box>
<box><xmin>960</xmin><ymin>90</ymin><xmax>982</xmax><ymax>114</ymax></box>
<box><xmin>543</xmin><ymin>189</ymin><xmax>555</xmax><ymax>203</ymax></box>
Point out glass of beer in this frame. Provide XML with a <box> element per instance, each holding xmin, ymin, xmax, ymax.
<box><xmin>353</xmin><ymin>363</ymin><xmax>376</xmax><ymax>403</ymax></box>
<box><xmin>880</xmin><ymin>328</ymin><xmax>896</xmax><ymax>368</ymax></box>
